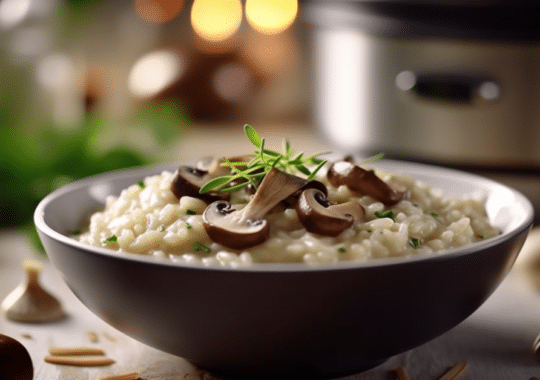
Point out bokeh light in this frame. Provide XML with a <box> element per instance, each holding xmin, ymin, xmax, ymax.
<box><xmin>245</xmin><ymin>0</ymin><xmax>298</xmax><ymax>35</ymax></box>
<box><xmin>212</xmin><ymin>63</ymin><xmax>253</xmax><ymax>103</ymax></box>
<box><xmin>190</xmin><ymin>0</ymin><xmax>242</xmax><ymax>42</ymax></box>
<box><xmin>242</xmin><ymin>30</ymin><xmax>298</xmax><ymax>75</ymax></box>
<box><xmin>36</xmin><ymin>53</ymin><xmax>76</xmax><ymax>91</ymax></box>
<box><xmin>0</xmin><ymin>0</ymin><xmax>32</xmax><ymax>29</ymax></box>
<box><xmin>128</xmin><ymin>50</ymin><xmax>184</xmax><ymax>97</ymax></box>
<box><xmin>134</xmin><ymin>0</ymin><xmax>184</xmax><ymax>24</ymax></box>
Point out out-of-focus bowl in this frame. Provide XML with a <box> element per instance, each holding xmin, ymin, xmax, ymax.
<box><xmin>34</xmin><ymin>160</ymin><xmax>534</xmax><ymax>379</ymax></box>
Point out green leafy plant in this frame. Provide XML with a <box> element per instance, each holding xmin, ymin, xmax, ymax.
<box><xmin>200</xmin><ymin>125</ymin><xmax>330</xmax><ymax>195</ymax></box>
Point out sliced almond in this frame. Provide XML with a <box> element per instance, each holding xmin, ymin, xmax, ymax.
<box><xmin>49</xmin><ymin>347</ymin><xmax>105</xmax><ymax>356</ymax></box>
<box><xmin>395</xmin><ymin>365</ymin><xmax>412</xmax><ymax>380</ymax></box>
<box><xmin>99</xmin><ymin>371</ymin><xmax>140</xmax><ymax>380</ymax></box>
<box><xmin>438</xmin><ymin>361</ymin><xmax>468</xmax><ymax>380</ymax></box>
<box><xmin>44</xmin><ymin>356</ymin><xmax>115</xmax><ymax>366</ymax></box>
<box><xmin>87</xmin><ymin>331</ymin><xmax>99</xmax><ymax>343</ymax></box>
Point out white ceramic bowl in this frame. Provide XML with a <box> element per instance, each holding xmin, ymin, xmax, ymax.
<box><xmin>34</xmin><ymin>160</ymin><xmax>534</xmax><ymax>379</ymax></box>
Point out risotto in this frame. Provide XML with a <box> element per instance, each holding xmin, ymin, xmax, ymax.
<box><xmin>76</xmin><ymin>157</ymin><xmax>500</xmax><ymax>267</ymax></box>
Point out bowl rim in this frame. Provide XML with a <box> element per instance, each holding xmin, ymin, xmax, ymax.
<box><xmin>34</xmin><ymin>160</ymin><xmax>535</xmax><ymax>273</ymax></box>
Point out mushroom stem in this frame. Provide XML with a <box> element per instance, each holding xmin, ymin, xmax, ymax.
<box><xmin>237</xmin><ymin>168</ymin><xmax>309</xmax><ymax>222</ymax></box>
<box><xmin>202</xmin><ymin>168</ymin><xmax>312</xmax><ymax>250</ymax></box>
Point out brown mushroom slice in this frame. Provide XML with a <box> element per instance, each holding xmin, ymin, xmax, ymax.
<box><xmin>272</xmin><ymin>178</ymin><xmax>328</xmax><ymax>213</ymax></box>
<box><xmin>327</xmin><ymin>161</ymin><xmax>404</xmax><ymax>205</ymax></box>
<box><xmin>296</xmin><ymin>188</ymin><xmax>365</xmax><ymax>237</ymax></box>
<box><xmin>170</xmin><ymin>165</ymin><xmax>227</xmax><ymax>203</ymax></box>
<box><xmin>171</xmin><ymin>156</ymin><xmax>256</xmax><ymax>202</ymax></box>
<box><xmin>203</xmin><ymin>168</ymin><xmax>309</xmax><ymax>250</ymax></box>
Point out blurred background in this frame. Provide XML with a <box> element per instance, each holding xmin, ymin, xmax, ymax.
<box><xmin>1</xmin><ymin>0</ymin><xmax>540</xmax><ymax>247</ymax></box>
<box><xmin>0</xmin><ymin>0</ymin><xmax>311</xmax><ymax>244</ymax></box>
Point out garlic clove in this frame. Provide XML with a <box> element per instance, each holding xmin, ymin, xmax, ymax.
<box><xmin>1</xmin><ymin>260</ymin><xmax>66</xmax><ymax>323</ymax></box>
<box><xmin>0</xmin><ymin>333</ymin><xmax>33</xmax><ymax>380</ymax></box>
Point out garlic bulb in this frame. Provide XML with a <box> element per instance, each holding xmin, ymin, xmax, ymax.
<box><xmin>1</xmin><ymin>260</ymin><xmax>66</xmax><ymax>323</ymax></box>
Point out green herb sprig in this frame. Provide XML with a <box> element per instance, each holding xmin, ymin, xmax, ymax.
<box><xmin>199</xmin><ymin>125</ymin><xmax>330</xmax><ymax>195</ymax></box>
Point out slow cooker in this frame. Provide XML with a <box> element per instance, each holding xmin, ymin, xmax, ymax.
<box><xmin>303</xmin><ymin>0</ymin><xmax>540</xmax><ymax>222</ymax></box>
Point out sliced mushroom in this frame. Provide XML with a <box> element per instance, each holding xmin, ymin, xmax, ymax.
<box><xmin>296</xmin><ymin>188</ymin><xmax>365</xmax><ymax>236</ymax></box>
<box><xmin>170</xmin><ymin>165</ymin><xmax>226</xmax><ymax>203</ymax></box>
<box><xmin>327</xmin><ymin>161</ymin><xmax>404</xmax><ymax>205</ymax></box>
<box><xmin>203</xmin><ymin>168</ymin><xmax>309</xmax><ymax>250</ymax></box>
<box><xmin>272</xmin><ymin>178</ymin><xmax>328</xmax><ymax>213</ymax></box>
<box><xmin>171</xmin><ymin>156</ymin><xmax>255</xmax><ymax>203</ymax></box>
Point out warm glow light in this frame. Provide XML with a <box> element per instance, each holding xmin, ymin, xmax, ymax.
<box><xmin>245</xmin><ymin>0</ymin><xmax>297</xmax><ymax>35</ymax></box>
<box><xmin>191</xmin><ymin>0</ymin><xmax>242</xmax><ymax>42</ymax></box>
<box><xmin>242</xmin><ymin>30</ymin><xmax>298</xmax><ymax>75</ymax></box>
<box><xmin>0</xmin><ymin>0</ymin><xmax>32</xmax><ymax>29</ymax></box>
<box><xmin>128</xmin><ymin>50</ymin><xmax>184</xmax><ymax>97</ymax></box>
<box><xmin>134</xmin><ymin>0</ymin><xmax>184</xmax><ymax>24</ymax></box>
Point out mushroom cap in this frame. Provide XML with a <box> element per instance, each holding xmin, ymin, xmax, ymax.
<box><xmin>0</xmin><ymin>334</ymin><xmax>33</xmax><ymax>380</ymax></box>
<box><xmin>296</xmin><ymin>188</ymin><xmax>365</xmax><ymax>237</ymax></box>
<box><xmin>172</xmin><ymin>156</ymin><xmax>256</xmax><ymax>203</ymax></box>
<box><xmin>171</xmin><ymin>165</ymin><xmax>228</xmax><ymax>203</ymax></box>
<box><xmin>327</xmin><ymin>161</ymin><xmax>404</xmax><ymax>205</ymax></box>
<box><xmin>203</xmin><ymin>200</ymin><xmax>269</xmax><ymax>250</ymax></box>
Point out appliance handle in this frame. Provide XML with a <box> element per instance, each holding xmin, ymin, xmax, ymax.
<box><xmin>395</xmin><ymin>71</ymin><xmax>501</xmax><ymax>104</ymax></box>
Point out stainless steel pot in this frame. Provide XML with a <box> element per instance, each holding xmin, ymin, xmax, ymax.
<box><xmin>304</xmin><ymin>0</ymin><xmax>540</xmax><ymax>168</ymax></box>
<box><xmin>303</xmin><ymin>0</ymin><xmax>540</xmax><ymax>221</ymax></box>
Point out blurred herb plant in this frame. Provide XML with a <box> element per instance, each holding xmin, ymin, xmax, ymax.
<box><xmin>0</xmin><ymin>101</ymin><xmax>189</xmax><ymax>251</ymax></box>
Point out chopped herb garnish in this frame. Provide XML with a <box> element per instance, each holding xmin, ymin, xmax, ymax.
<box><xmin>430</xmin><ymin>211</ymin><xmax>439</xmax><ymax>217</ymax></box>
<box><xmin>104</xmin><ymin>235</ymin><xmax>117</xmax><ymax>244</ymax></box>
<box><xmin>137</xmin><ymin>180</ymin><xmax>146</xmax><ymax>188</ymax></box>
<box><xmin>159</xmin><ymin>226</ymin><xmax>166</xmax><ymax>232</ymax></box>
<box><xmin>72</xmin><ymin>229</ymin><xmax>81</xmax><ymax>235</ymax></box>
<box><xmin>194</xmin><ymin>242</ymin><xmax>211</xmax><ymax>253</ymax></box>
<box><xmin>186</xmin><ymin>222</ymin><xmax>192</xmax><ymax>229</ymax></box>
<box><xmin>199</xmin><ymin>125</ymin><xmax>330</xmax><ymax>195</ymax></box>
<box><xmin>408</xmin><ymin>237</ymin><xmax>422</xmax><ymax>248</ymax></box>
<box><xmin>374</xmin><ymin>210</ymin><xmax>395</xmax><ymax>220</ymax></box>
<box><xmin>337</xmin><ymin>247</ymin><xmax>346</xmax><ymax>253</ymax></box>
<box><xmin>186</xmin><ymin>209</ymin><xmax>197</xmax><ymax>215</ymax></box>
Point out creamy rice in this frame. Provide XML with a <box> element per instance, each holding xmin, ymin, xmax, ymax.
<box><xmin>76</xmin><ymin>168</ymin><xmax>500</xmax><ymax>267</ymax></box>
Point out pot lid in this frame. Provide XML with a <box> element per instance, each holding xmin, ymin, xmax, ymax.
<box><xmin>303</xmin><ymin>0</ymin><xmax>540</xmax><ymax>41</ymax></box>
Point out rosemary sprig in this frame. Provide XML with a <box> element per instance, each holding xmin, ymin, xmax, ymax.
<box><xmin>200</xmin><ymin>125</ymin><xmax>330</xmax><ymax>194</ymax></box>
